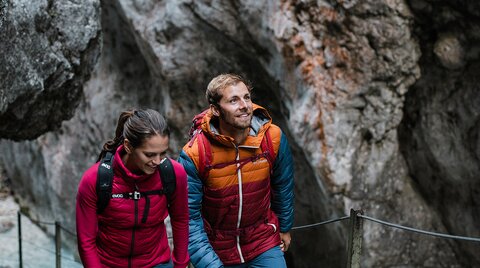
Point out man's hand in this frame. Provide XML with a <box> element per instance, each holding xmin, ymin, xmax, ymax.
<box><xmin>279</xmin><ymin>232</ymin><xmax>291</xmax><ymax>252</ymax></box>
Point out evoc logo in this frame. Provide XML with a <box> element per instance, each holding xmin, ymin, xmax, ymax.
<box><xmin>101</xmin><ymin>163</ymin><xmax>111</xmax><ymax>169</ymax></box>
<box><xmin>112</xmin><ymin>193</ymin><xmax>123</xmax><ymax>198</ymax></box>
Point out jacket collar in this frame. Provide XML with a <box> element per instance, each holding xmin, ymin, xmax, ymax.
<box><xmin>113</xmin><ymin>145</ymin><xmax>153</xmax><ymax>182</ymax></box>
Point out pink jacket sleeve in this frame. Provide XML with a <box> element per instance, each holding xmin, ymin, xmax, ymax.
<box><xmin>169</xmin><ymin>161</ymin><xmax>190</xmax><ymax>268</ymax></box>
<box><xmin>76</xmin><ymin>164</ymin><xmax>102</xmax><ymax>267</ymax></box>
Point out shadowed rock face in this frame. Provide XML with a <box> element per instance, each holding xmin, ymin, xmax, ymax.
<box><xmin>0</xmin><ymin>0</ymin><xmax>479</xmax><ymax>267</ymax></box>
<box><xmin>0</xmin><ymin>0</ymin><xmax>100</xmax><ymax>140</ymax></box>
<box><xmin>400</xmin><ymin>0</ymin><xmax>480</xmax><ymax>266</ymax></box>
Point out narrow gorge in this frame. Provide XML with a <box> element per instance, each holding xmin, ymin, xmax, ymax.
<box><xmin>0</xmin><ymin>0</ymin><xmax>479</xmax><ymax>267</ymax></box>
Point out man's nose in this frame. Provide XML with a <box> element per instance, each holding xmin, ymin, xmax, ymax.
<box><xmin>239</xmin><ymin>98</ymin><xmax>248</xmax><ymax>109</ymax></box>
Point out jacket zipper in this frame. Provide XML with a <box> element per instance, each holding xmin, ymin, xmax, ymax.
<box><xmin>235</xmin><ymin>145</ymin><xmax>245</xmax><ymax>263</ymax></box>
<box><xmin>129</xmin><ymin>183</ymin><xmax>139</xmax><ymax>268</ymax></box>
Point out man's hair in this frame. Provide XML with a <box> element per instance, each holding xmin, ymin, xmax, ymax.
<box><xmin>206</xmin><ymin>73</ymin><xmax>252</xmax><ymax>106</ymax></box>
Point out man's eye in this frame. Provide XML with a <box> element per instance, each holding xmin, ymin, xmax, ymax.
<box><xmin>230</xmin><ymin>99</ymin><xmax>237</xmax><ymax>104</ymax></box>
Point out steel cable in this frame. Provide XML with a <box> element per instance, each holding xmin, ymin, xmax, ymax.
<box><xmin>358</xmin><ymin>214</ymin><xmax>480</xmax><ymax>243</ymax></box>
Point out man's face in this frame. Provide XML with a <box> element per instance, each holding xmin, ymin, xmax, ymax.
<box><xmin>213</xmin><ymin>82</ymin><xmax>253</xmax><ymax>131</ymax></box>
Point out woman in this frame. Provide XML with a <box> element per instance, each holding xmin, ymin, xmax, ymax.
<box><xmin>76</xmin><ymin>109</ymin><xmax>189</xmax><ymax>268</ymax></box>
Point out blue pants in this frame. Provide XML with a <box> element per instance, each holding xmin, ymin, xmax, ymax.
<box><xmin>225</xmin><ymin>246</ymin><xmax>286</xmax><ymax>268</ymax></box>
<box><xmin>152</xmin><ymin>259</ymin><xmax>173</xmax><ymax>268</ymax></box>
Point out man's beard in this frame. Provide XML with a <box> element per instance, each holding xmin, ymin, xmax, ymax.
<box><xmin>219</xmin><ymin>109</ymin><xmax>252</xmax><ymax>130</ymax></box>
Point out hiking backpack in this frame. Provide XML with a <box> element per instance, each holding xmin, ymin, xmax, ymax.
<box><xmin>96</xmin><ymin>152</ymin><xmax>176</xmax><ymax>223</ymax></box>
<box><xmin>187</xmin><ymin>109</ymin><xmax>277</xmax><ymax>179</ymax></box>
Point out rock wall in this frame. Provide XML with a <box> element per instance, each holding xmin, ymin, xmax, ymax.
<box><xmin>400</xmin><ymin>0</ymin><xmax>480</xmax><ymax>266</ymax></box>
<box><xmin>0</xmin><ymin>0</ymin><xmax>478</xmax><ymax>267</ymax></box>
<box><xmin>0</xmin><ymin>0</ymin><xmax>100</xmax><ymax>140</ymax></box>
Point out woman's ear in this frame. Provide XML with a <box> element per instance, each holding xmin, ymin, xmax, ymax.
<box><xmin>124</xmin><ymin>139</ymin><xmax>132</xmax><ymax>153</ymax></box>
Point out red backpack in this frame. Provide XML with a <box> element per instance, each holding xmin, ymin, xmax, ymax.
<box><xmin>187</xmin><ymin>109</ymin><xmax>277</xmax><ymax>179</ymax></box>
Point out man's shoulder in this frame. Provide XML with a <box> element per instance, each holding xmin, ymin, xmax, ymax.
<box><xmin>182</xmin><ymin>137</ymin><xmax>201</xmax><ymax>157</ymax></box>
<box><xmin>180</xmin><ymin>136</ymin><xmax>208</xmax><ymax>170</ymax></box>
<box><xmin>266</xmin><ymin>124</ymin><xmax>283</xmax><ymax>142</ymax></box>
<box><xmin>267</xmin><ymin>123</ymin><xmax>282</xmax><ymax>134</ymax></box>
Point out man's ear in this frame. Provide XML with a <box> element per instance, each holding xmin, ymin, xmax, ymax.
<box><xmin>124</xmin><ymin>139</ymin><xmax>132</xmax><ymax>153</ymax></box>
<box><xmin>210</xmin><ymin>104</ymin><xmax>220</xmax><ymax>117</ymax></box>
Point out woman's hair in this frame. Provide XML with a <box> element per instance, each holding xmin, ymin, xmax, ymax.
<box><xmin>206</xmin><ymin>73</ymin><xmax>252</xmax><ymax>106</ymax></box>
<box><xmin>96</xmin><ymin>109</ymin><xmax>170</xmax><ymax>162</ymax></box>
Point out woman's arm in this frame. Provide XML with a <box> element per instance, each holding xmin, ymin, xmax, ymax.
<box><xmin>169</xmin><ymin>160</ymin><xmax>190</xmax><ymax>268</ymax></box>
<box><xmin>76</xmin><ymin>165</ymin><xmax>102</xmax><ymax>267</ymax></box>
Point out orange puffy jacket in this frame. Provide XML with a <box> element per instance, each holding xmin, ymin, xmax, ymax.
<box><xmin>179</xmin><ymin>104</ymin><xmax>294</xmax><ymax>267</ymax></box>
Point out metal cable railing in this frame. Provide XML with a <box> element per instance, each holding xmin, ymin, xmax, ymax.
<box><xmin>291</xmin><ymin>212</ymin><xmax>480</xmax><ymax>243</ymax></box>
<box><xmin>9</xmin><ymin>209</ymin><xmax>480</xmax><ymax>268</ymax></box>
<box><xmin>14</xmin><ymin>211</ymin><xmax>81</xmax><ymax>268</ymax></box>
<box><xmin>291</xmin><ymin>215</ymin><xmax>350</xmax><ymax>230</ymax></box>
<box><xmin>358</xmin><ymin>214</ymin><xmax>480</xmax><ymax>242</ymax></box>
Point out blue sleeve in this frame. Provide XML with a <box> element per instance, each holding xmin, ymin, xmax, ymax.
<box><xmin>178</xmin><ymin>151</ymin><xmax>224</xmax><ymax>268</ymax></box>
<box><xmin>270</xmin><ymin>131</ymin><xmax>295</xmax><ymax>232</ymax></box>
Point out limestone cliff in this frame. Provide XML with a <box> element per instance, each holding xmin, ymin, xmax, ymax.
<box><xmin>0</xmin><ymin>0</ymin><xmax>100</xmax><ymax>140</ymax></box>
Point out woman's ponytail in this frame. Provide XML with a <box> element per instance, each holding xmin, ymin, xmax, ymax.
<box><xmin>96</xmin><ymin>110</ymin><xmax>135</xmax><ymax>162</ymax></box>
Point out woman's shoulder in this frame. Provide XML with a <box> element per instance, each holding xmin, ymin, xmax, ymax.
<box><xmin>168</xmin><ymin>158</ymin><xmax>187</xmax><ymax>182</ymax></box>
<box><xmin>80</xmin><ymin>162</ymin><xmax>101</xmax><ymax>186</ymax></box>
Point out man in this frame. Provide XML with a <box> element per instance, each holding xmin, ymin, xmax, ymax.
<box><xmin>178</xmin><ymin>73</ymin><xmax>294</xmax><ymax>267</ymax></box>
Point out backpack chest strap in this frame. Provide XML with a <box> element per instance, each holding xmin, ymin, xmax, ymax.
<box><xmin>111</xmin><ymin>189</ymin><xmax>166</xmax><ymax>223</ymax></box>
<box><xmin>111</xmin><ymin>189</ymin><xmax>166</xmax><ymax>200</ymax></box>
<box><xmin>96</xmin><ymin>155</ymin><xmax>176</xmax><ymax>222</ymax></box>
<box><xmin>201</xmin><ymin>129</ymin><xmax>276</xmax><ymax>177</ymax></box>
<box><xmin>207</xmin><ymin>151</ymin><xmax>271</xmax><ymax>171</ymax></box>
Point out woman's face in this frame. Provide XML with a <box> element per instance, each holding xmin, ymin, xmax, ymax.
<box><xmin>124</xmin><ymin>134</ymin><xmax>169</xmax><ymax>175</ymax></box>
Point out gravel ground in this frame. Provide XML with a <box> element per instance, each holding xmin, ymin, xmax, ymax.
<box><xmin>0</xmin><ymin>194</ymin><xmax>82</xmax><ymax>268</ymax></box>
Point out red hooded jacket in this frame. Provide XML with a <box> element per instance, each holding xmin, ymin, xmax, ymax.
<box><xmin>76</xmin><ymin>145</ymin><xmax>189</xmax><ymax>267</ymax></box>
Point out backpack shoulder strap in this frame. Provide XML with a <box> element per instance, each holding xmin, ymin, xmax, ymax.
<box><xmin>187</xmin><ymin>109</ymin><xmax>214</xmax><ymax>179</ymax></box>
<box><xmin>96</xmin><ymin>152</ymin><xmax>114</xmax><ymax>214</ymax></box>
<box><xmin>196</xmin><ymin>132</ymin><xmax>213</xmax><ymax>179</ymax></box>
<box><xmin>158</xmin><ymin>157</ymin><xmax>176</xmax><ymax>207</ymax></box>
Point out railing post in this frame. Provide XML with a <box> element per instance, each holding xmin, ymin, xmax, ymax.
<box><xmin>346</xmin><ymin>209</ymin><xmax>363</xmax><ymax>268</ymax></box>
<box><xmin>55</xmin><ymin>221</ymin><xmax>61</xmax><ymax>268</ymax></box>
<box><xmin>18</xmin><ymin>211</ymin><xmax>23</xmax><ymax>268</ymax></box>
